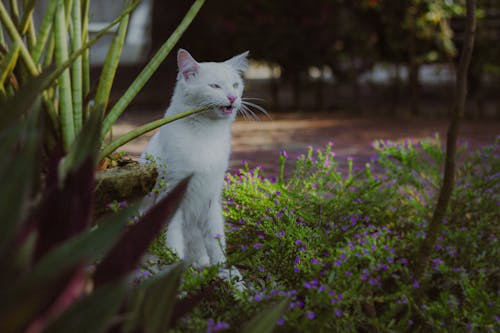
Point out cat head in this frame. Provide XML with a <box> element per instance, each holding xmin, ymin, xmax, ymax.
<box><xmin>174</xmin><ymin>49</ymin><xmax>249</xmax><ymax>120</ymax></box>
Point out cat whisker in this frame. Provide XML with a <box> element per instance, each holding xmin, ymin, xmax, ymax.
<box><xmin>239</xmin><ymin>104</ymin><xmax>261</xmax><ymax>121</ymax></box>
<box><xmin>241</xmin><ymin>100</ymin><xmax>271</xmax><ymax>119</ymax></box>
<box><xmin>242</xmin><ymin>97</ymin><xmax>265</xmax><ymax>102</ymax></box>
<box><xmin>236</xmin><ymin>105</ymin><xmax>254</xmax><ymax>121</ymax></box>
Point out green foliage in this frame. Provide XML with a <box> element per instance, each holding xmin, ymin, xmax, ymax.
<box><xmin>0</xmin><ymin>50</ymin><xmax>200</xmax><ymax>333</ymax></box>
<box><xmin>0</xmin><ymin>0</ymin><xmax>206</xmax><ymax>160</ymax></box>
<box><xmin>151</xmin><ymin>136</ymin><xmax>498</xmax><ymax>332</ymax></box>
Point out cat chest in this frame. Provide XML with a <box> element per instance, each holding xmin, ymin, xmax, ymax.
<box><xmin>164</xmin><ymin>128</ymin><xmax>231</xmax><ymax>174</ymax></box>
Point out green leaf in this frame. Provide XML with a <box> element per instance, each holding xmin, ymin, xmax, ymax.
<box><xmin>18</xmin><ymin>0</ymin><xmax>36</xmax><ymax>36</ymax></box>
<box><xmin>143</xmin><ymin>263</ymin><xmax>184</xmax><ymax>333</ymax></box>
<box><xmin>241</xmin><ymin>298</ymin><xmax>289</xmax><ymax>333</ymax></box>
<box><xmin>0</xmin><ymin>110</ymin><xmax>40</xmax><ymax>256</ymax></box>
<box><xmin>93</xmin><ymin>4</ymin><xmax>131</xmax><ymax>113</ymax></box>
<box><xmin>32</xmin><ymin>0</ymin><xmax>60</xmax><ymax>63</ymax></box>
<box><xmin>0</xmin><ymin>41</ymin><xmax>21</xmax><ymax>89</ymax></box>
<box><xmin>99</xmin><ymin>106</ymin><xmax>208</xmax><ymax>159</ymax></box>
<box><xmin>124</xmin><ymin>263</ymin><xmax>184</xmax><ymax>333</ymax></box>
<box><xmin>70</xmin><ymin>0</ymin><xmax>83</xmax><ymax>132</ymax></box>
<box><xmin>43</xmin><ymin>280</ymin><xmax>128</xmax><ymax>333</ymax></box>
<box><xmin>54</xmin><ymin>0</ymin><xmax>75</xmax><ymax>149</ymax></box>
<box><xmin>0</xmin><ymin>67</ymin><xmax>54</xmax><ymax>131</ymax></box>
<box><xmin>81</xmin><ymin>0</ymin><xmax>90</xmax><ymax>111</ymax></box>
<box><xmin>3</xmin><ymin>205</ymin><xmax>135</xmax><ymax>307</ymax></box>
<box><xmin>102</xmin><ymin>0</ymin><xmax>206</xmax><ymax>136</ymax></box>
<box><xmin>0</xmin><ymin>2</ymin><xmax>38</xmax><ymax>75</ymax></box>
<box><xmin>59</xmin><ymin>104</ymin><xmax>103</xmax><ymax>179</ymax></box>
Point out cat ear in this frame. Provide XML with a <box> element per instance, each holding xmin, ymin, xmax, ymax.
<box><xmin>225</xmin><ymin>51</ymin><xmax>249</xmax><ymax>73</ymax></box>
<box><xmin>177</xmin><ymin>49</ymin><xmax>199</xmax><ymax>81</ymax></box>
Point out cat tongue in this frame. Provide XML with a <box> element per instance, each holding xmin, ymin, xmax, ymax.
<box><xmin>223</xmin><ymin>106</ymin><xmax>232</xmax><ymax>114</ymax></box>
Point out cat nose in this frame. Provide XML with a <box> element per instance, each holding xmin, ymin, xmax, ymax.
<box><xmin>227</xmin><ymin>95</ymin><xmax>237</xmax><ymax>104</ymax></box>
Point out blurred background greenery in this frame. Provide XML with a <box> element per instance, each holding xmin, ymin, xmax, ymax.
<box><xmin>106</xmin><ymin>0</ymin><xmax>500</xmax><ymax>118</ymax></box>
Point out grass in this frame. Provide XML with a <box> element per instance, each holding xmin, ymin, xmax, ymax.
<box><xmin>145</xmin><ymin>135</ymin><xmax>499</xmax><ymax>332</ymax></box>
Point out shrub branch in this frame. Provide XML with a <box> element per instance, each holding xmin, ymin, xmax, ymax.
<box><xmin>414</xmin><ymin>0</ymin><xmax>477</xmax><ymax>279</ymax></box>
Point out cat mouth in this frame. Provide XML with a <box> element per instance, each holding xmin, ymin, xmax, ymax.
<box><xmin>220</xmin><ymin>106</ymin><xmax>233</xmax><ymax>114</ymax></box>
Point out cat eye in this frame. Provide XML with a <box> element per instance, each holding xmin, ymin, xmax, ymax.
<box><xmin>233</xmin><ymin>82</ymin><xmax>239</xmax><ymax>88</ymax></box>
<box><xmin>209</xmin><ymin>83</ymin><xmax>221</xmax><ymax>89</ymax></box>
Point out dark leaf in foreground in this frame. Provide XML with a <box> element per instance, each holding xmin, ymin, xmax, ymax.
<box><xmin>93</xmin><ymin>177</ymin><xmax>191</xmax><ymax>286</ymax></box>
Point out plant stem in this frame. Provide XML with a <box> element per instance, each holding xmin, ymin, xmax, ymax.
<box><xmin>81</xmin><ymin>0</ymin><xmax>90</xmax><ymax>118</ymax></box>
<box><xmin>71</xmin><ymin>0</ymin><xmax>83</xmax><ymax>132</ymax></box>
<box><xmin>101</xmin><ymin>0</ymin><xmax>206</xmax><ymax>136</ymax></box>
<box><xmin>32</xmin><ymin>0</ymin><xmax>59</xmax><ymax>63</ymax></box>
<box><xmin>94</xmin><ymin>5</ymin><xmax>131</xmax><ymax>114</ymax></box>
<box><xmin>414</xmin><ymin>0</ymin><xmax>476</xmax><ymax>279</ymax></box>
<box><xmin>54</xmin><ymin>0</ymin><xmax>75</xmax><ymax>149</ymax></box>
<box><xmin>0</xmin><ymin>2</ymin><xmax>39</xmax><ymax>75</ymax></box>
<box><xmin>99</xmin><ymin>107</ymin><xmax>208</xmax><ymax>160</ymax></box>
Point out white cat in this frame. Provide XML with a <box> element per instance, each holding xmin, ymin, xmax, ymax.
<box><xmin>140</xmin><ymin>49</ymin><xmax>249</xmax><ymax>270</ymax></box>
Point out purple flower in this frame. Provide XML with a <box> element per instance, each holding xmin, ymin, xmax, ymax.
<box><xmin>345</xmin><ymin>271</ymin><xmax>352</xmax><ymax>277</ymax></box>
<box><xmin>307</xmin><ymin>311</ymin><xmax>315</xmax><ymax>320</ymax></box>
<box><xmin>207</xmin><ymin>319</ymin><xmax>230</xmax><ymax>333</ymax></box>
<box><xmin>214</xmin><ymin>234</ymin><xmax>223</xmax><ymax>240</ymax></box>
<box><xmin>304</xmin><ymin>279</ymin><xmax>319</xmax><ymax>289</ymax></box>
<box><xmin>334</xmin><ymin>309</ymin><xmax>342</xmax><ymax>317</ymax></box>
<box><xmin>310</xmin><ymin>258</ymin><xmax>322</xmax><ymax>265</ymax></box>
<box><xmin>412</xmin><ymin>280</ymin><xmax>420</xmax><ymax>289</ymax></box>
<box><xmin>280</xmin><ymin>150</ymin><xmax>289</xmax><ymax>160</ymax></box>
<box><xmin>295</xmin><ymin>240</ymin><xmax>303</xmax><ymax>246</ymax></box>
<box><xmin>253</xmin><ymin>243</ymin><xmax>262</xmax><ymax>249</ymax></box>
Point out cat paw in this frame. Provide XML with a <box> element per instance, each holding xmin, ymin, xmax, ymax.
<box><xmin>217</xmin><ymin>266</ymin><xmax>246</xmax><ymax>292</ymax></box>
<box><xmin>192</xmin><ymin>255</ymin><xmax>211</xmax><ymax>268</ymax></box>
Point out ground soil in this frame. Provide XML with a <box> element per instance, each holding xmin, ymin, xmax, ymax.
<box><xmin>112</xmin><ymin>110</ymin><xmax>499</xmax><ymax>177</ymax></box>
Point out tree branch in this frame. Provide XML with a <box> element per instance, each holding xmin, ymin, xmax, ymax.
<box><xmin>414</xmin><ymin>0</ymin><xmax>477</xmax><ymax>279</ymax></box>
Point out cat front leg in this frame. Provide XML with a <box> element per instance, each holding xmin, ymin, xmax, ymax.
<box><xmin>204</xmin><ymin>199</ymin><xmax>227</xmax><ymax>265</ymax></box>
<box><xmin>165</xmin><ymin>209</ymin><xmax>185</xmax><ymax>260</ymax></box>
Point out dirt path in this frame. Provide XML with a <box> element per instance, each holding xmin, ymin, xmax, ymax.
<box><xmin>113</xmin><ymin>111</ymin><xmax>499</xmax><ymax>177</ymax></box>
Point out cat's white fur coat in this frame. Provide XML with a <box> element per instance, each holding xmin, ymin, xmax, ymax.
<box><xmin>140</xmin><ymin>49</ymin><xmax>248</xmax><ymax>269</ymax></box>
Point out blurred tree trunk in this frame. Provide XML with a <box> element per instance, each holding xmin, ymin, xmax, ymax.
<box><xmin>291</xmin><ymin>71</ymin><xmax>301</xmax><ymax>110</ymax></box>
<box><xmin>270</xmin><ymin>76</ymin><xmax>280</xmax><ymax>111</ymax></box>
<box><xmin>408</xmin><ymin>6</ymin><xmax>420</xmax><ymax>116</ymax></box>
<box><xmin>315</xmin><ymin>69</ymin><xmax>325</xmax><ymax>110</ymax></box>
<box><xmin>414</xmin><ymin>0</ymin><xmax>476</xmax><ymax>279</ymax></box>
<box><xmin>389</xmin><ymin>64</ymin><xmax>402</xmax><ymax>116</ymax></box>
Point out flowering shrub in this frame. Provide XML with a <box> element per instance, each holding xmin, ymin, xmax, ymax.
<box><xmin>150</xmin><ymin>136</ymin><xmax>499</xmax><ymax>332</ymax></box>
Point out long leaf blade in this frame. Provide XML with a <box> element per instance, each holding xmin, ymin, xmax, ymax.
<box><xmin>93</xmin><ymin>176</ymin><xmax>191</xmax><ymax>286</ymax></box>
<box><xmin>0</xmin><ymin>2</ymin><xmax>38</xmax><ymax>75</ymax></box>
<box><xmin>241</xmin><ymin>299</ymin><xmax>289</xmax><ymax>333</ymax></box>
<box><xmin>54</xmin><ymin>0</ymin><xmax>75</xmax><ymax>149</ymax></box>
<box><xmin>0</xmin><ymin>41</ymin><xmax>21</xmax><ymax>88</ymax></box>
<box><xmin>99</xmin><ymin>106</ymin><xmax>208</xmax><ymax>160</ymax></box>
<box><xmin>101</xmin><ymin>0</ymin><xmax>206</xmax><ymax>136</ymax></box>
<box><xmin>43</xmin><ymin>280</ymin><xmax>128</xmax><ymax>333</ymax></box>
<box><xmin>70</xmin><ymin>0</ymin><xmax>83</xmax><ymax>132</ymax></box>
<box><xmin>94</xmin><ymin>8</ymin><xmax>130</xmax><ymax>113</ymax></box>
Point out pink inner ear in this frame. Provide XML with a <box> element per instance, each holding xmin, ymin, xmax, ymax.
<box><xmin>178</xmin><ymin>50</ymin><xmax>199</xmax><ymax>80</ymax></box>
